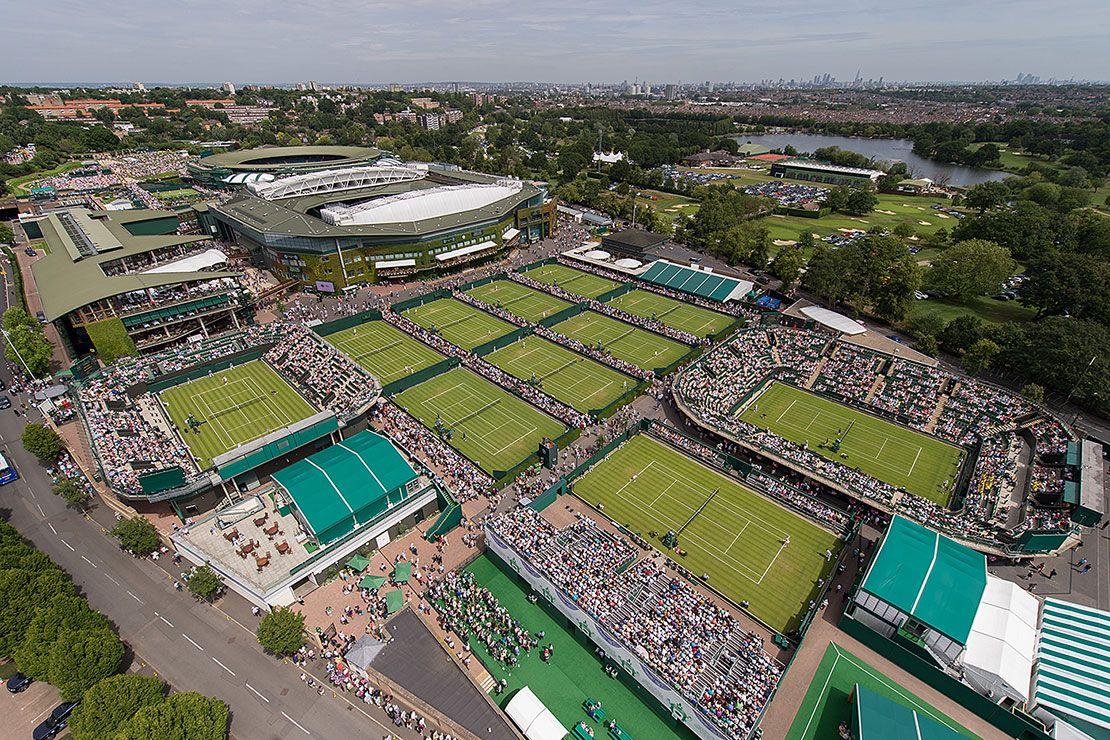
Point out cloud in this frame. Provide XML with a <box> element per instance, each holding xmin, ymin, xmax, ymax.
<box><xmin>1</xmin><ymin>0</ymin><xmax>1106</xmax><ymax>82</ymax></box>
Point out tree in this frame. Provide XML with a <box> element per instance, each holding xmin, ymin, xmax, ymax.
<box><xmin>256</xmin><ymin>606</ymin><xmax>305</xmax><ymax>657</ymax></box>
<box><xmin>914</xmin><ymin>334</ymin><xmax>938</xmax><ymax>357</ymax></box>
<box><xmin>872</xmin><ymin>256</ymin><xmax>921</xmax><ymax>322</ymax></box>
<box><xmin>844</xmin><ymin>188</ymin><xmax>878</xmax><ymax>216</ymax></box>
<box><xmin>938</xmin><ymin>315</ymin><xmax>985</xmax><ymax>354</ymax></box>
<box><xmin>1020</xmin><ymin>252</ymin><xmax>1110</xmax><ymax>324</ymax></box>
<box><xmin>964</xmin><ymin>181</ymin><xmax>1009</xmax><ymax>213</ymax></box>
<box><xmin>2</xmin><ymin>306</ymin><xmax>37</xmax><ymax>333</ymax></box>
<box><xmin>111</xmin><ymin>517</ymin><xmax>160</xmax><ymax>556</ymax></box>
<box><xmin>963</xmin><ymin>338</ymin><xmax>1001</xmax><ymax>376</ymax></box>
<box><xmin>22</xmin><ymin>423</ymin><xmax>64</xmax><ymax>461</ymax></box>
<box><xmin>0</xmin><ymin>568</ymin><xmax>75</xmax><ymax>657</ymax></box>
<box><xmin>13</xmin><ymin>595</ymin><xmax>109</xmax><ymax>678</ymax></box>
<box><xmin>926</xmin><ymin>239</ymin><xmax>1016</xmax><ymax>299</ymax></box>
<box><xmin>769</xmin><ymin>245</ymin><xmax>806</xmax><ymax>288</ymax></box>
<box><xmin>892</xmin><ymin>222</ymin><xmax>915</xmax><ymax>239</ymax></box>
<box><xmin>53</xmin><ymin>478</ymin><xmax>91</xmax><ymax>509</ymax></box>
<box><xmin>115</xmin><ymin>691</ymin><xmax>229</xmax><ymax>740</ymax></box>
<box><xmin>1021</xmin><ymin>383</ymin><xmax>1045</xmax><ymax>406</ymax></box>
<box><xmin>47</xmin><ymin>628</ymin><xmax>125</xmax><ymax>700</ymax></box>
<box><xmin>3</xmin><ymin>323</ymin><xmax>53</xmax><ymax>377</ymax></box>
<box><xmin>906</xmin><ymin>311</ymin><xmax>946</xmax><ymax>340</ymax></box>
<box><xmin>186</xmin><ymin>566</ymin><xmax>222</xmax><ymax>601</ymax></box>
<box><xmin>69</xmin><ymin>674</ymin><xmax>166</xmax><ymax>740</ymax></box>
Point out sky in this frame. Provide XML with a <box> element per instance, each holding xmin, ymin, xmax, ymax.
<box><xmin>3</xmin><ymin>0</ymin><xmax>1108</xmax><ymax>85</ymax></box>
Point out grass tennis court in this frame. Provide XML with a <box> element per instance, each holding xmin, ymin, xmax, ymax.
<box><xmin>393</xmin><ymin>367</ymin><xmax>565</xmax><ymax>475</ymax></box>
<box><xmin>552</xmin><ymin>310</ymin><xmax>690</xmax><ymax>372</ymax></box>
<box><xmin>786</xmin><ymin>643</ymin><xmax>975</xmax><ymax>740</ymax></box>
<box><xmin>606</xmin><ymin>289</ymin><xmax>734</xmax><ymax>337</ymax></box>
<box><xmin>739</xmin><ymin>382</ymin><xmax>964</xmax><ymax>505</ymax></box>
<box><xmin>403</xmin><ymin>297</ymin><xmax>516</xmax><ymax>350</ymax></box>
<box><xmin>466</xmin><ymin>554</ymin><xmax>689</xmax><ymax>739</ymax></box>
<box><xmin>484</xmin><ymin>336</ymin><xmax>637</xmax><ymax>413</ymax></box>
<box><xmin>465</xmin><ymin>279</ymin><xmax>573</xmax><ymax>322</ymax></box>
<box><xmin>325</xmin><ymin>320</ymin><xmax>443</xmax><ymax>384</ymax></box>
<box><xmin>572</xmin><ymin>434</ymin><xmax>840</xmax><ymax>632</ymax></box>
<box><xmin>520</xmin><ymin>262</ymin><xmax>620</xmax><ymax>299</ymax></box>
<box><xmin>160</xmin><ymin>360</ymin><xmax>317</xmax><ymax>469</ymax></box>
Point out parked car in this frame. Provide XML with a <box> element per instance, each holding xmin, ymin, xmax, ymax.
<box><xmin>0</xmin><ymin>396</ymin><xmax>11</xmax><ymax>410</ymax></box>
<box><xmin>914</xmin><ymin>291</ymin><xmax>929</xmax><ymax>300</ymax></box>
<box><xmin>24</xmin><ymin>247</ymin><xmax>36</xmax><ymax>257</ymax></box>
<box><xmin>5</xmin><ymin>672</ymin><xmax>32</xmax><ymax>693</ymax></box>
<box><xmin>32</xmin><ymin>701</ymin><xmax>79</xmax><ymax>740</ymax></box>
<box><xmin>35</xmin><ymin>311</ymin><xmax>46</xmax><ymax>323</ymax></box>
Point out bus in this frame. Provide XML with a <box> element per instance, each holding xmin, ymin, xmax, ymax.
<box><xmin>0</xmin><ymin>452</ymin><xmax>18</xmax><ymax>485</ymax></box>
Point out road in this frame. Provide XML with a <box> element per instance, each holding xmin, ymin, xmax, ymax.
<box><xmin>0</xmin><ymin>241</ymin><xmax>421</xmax><ymax>739</ymax></box>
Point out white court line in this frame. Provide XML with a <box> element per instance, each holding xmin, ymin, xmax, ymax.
<box><xmin>775</xmin><ymin>398</ymin><xmax>798</xmax><ymax>422</ymax></box>
<box><xmin>907</xmin><ymin>445</ymin><xmax>923</xmax><ymax>477</ymax></box>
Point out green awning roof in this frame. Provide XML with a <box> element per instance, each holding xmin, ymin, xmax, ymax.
<box><xmin>861</xmin><ymin>516</ymin><xmax>987</xmax><ymax>644</ymax></box>
<box><xmin>393</xmin><ymin>561</ymin><xmax>412</xmax><ymax>583</ymax></box>
<box><xmin>346</xmin><ymin>554</ymin><xmax>372</xmax><ymax>572</ymax></box>
<box><xmin>359</xmin><ymin>574</ymin><xmax>386</xmax><ymax>590</ymax></box>
<box><xmin>272</xmin><ymin>430</ymin><xmax>418</xmax><ymax>544</ymax></box>
<box><xmin>853</xmin><ymin>684</ymin><xmax>965</xmax><ymax>740</ymax></box>
<box><xmin>385</xmin><ymin>590</ymin><xmax>404</xmax><ymax>614</ymax></box>
<box><xmin>1034</xmin><ymin>598</ymin><xmax>1110</xmax><ymax>733</ymax></box>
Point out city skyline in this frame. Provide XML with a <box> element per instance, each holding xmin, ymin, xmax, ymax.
<box><xmin>4</xmin><ymin>0</ymin><xmax>1109</xmax><ymax>85</ymax></box>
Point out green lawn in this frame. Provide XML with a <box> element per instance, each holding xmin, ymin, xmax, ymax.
<box><xmin>5</xmin><ymin>161</ymin><xmax>83</xmax><ymax>194</ymax></box>
<box><xmin>634</xmin><ymin>188</ymin><xmax>700</xmax><ymax>228</ymax></box>
<box><xmin>761</xmin><ymin>193</ymin><xmax>955</xmax><ymax>247</ymax></box>
<box><xmin>484</xmin><ymin>336</ymin><xmax>637</xmax><ymax>413</ymax></box>
<box><xmin>393</xmin><ymin>367</ymin><xmax>565</xmax><ymax>476</ymax></box>
<box><xmin>325</xmin><ymin>320</ymin><xmax>443</xmax><ymax>385</ymax></box>
<box><xmin>552</xmin><ymin>311</ymin><xmax>690</xmax><ymax>372</ymax></box>
<box><xmin>572</xmin><ymin>434</ymin><xmax>840</xmax><ymax>632</ymax></box>
<box><xmin>786</xmin><ymin>643</ymin><xmax>976</xmax><ymax>740</ymax></box>
<box><xmin>605</xmin><ymin>289</ymin><xmax>734</xmax><ymax>337</ymax></box>
<box><xmin>739</xmin><ymin>382</ymin><xmax>963</xmax><ymax>506</ymax></box>
<box><xmin>466</xmin><ymin>554</ymin><xmax>690</xmax><ymax>739</ymax></box>
<box><xmin>520</xmin><ymin>263</ymin><xmax>620</xmax><ymax>299</ymax></box>
<box><xmin>160</xmin><ymin>360</ymin><xmax>317</xmax><ymax>469</ymax></box>
<box><xmin>905</xmin><ymin>295</ymin><xmax>1037</xmax><ymax>327</ymax></box>
<box><xmin>465</xmin><ymin>279</ymin><xmax>573</xmax><ymax>322</ymax></box>
<box><xmin>403</xmin><ymin>297</ymin><xmax>517</xmax><ymax>350</ymax></box>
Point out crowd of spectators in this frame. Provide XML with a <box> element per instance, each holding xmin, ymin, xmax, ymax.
<box><xmin>263</xmin><ymin>325</ymin><xmax>378</xmax><ymax>418</ymax></box>
<box><xmin>674</xmin><ymin>323</ymin><xmax>1079</xmax><ymax>548</ymax></box>
<box><xmin>427</xmin><ymin>570</ymin><xmax>536</xmax><ymax>669</ymax></box>
<box><xmin>484</xmin><ymin>507</ymin><xmax>781</xmax><ymax>739</ymax></box>
<box><xmin>370</xmin><ymin>401</ymin><xmax>493</xmax><ymax>503</ymax></box>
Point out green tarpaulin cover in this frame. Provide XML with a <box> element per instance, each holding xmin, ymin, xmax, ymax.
<box><xmin>358</xmin><ymin>574</ymin><xmax>386</xmax><ymax>590</ymax></box>
<box><xmin>346</xmin><ymin>554</ymin><xmax>372</xmax><ymax>572</ymax></box>
<box><xmin>385</xmin><ymin>589</ymin><xmax>404</xmax><ymax>614</ymax></box>
<box><xmin>393</xmin><ymin>561</ymin><xmax>413</xmax><ymax>583</ymax></box>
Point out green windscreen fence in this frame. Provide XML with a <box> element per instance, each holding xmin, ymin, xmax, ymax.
<box><xmin>455</xmin><ymin>273</ymin><xmax>506</xmax><ymax>293</ymax></box>
<box><xmin>146</xmin><ymin>347</ymin><xmax>269</xmax><ymax>393</ymax></box>
<box><xmin>538</xmin><ymin>302</ymin><xmax>587</xmax><ymax>327</ymax></box>
<box><xmin>313</xmin><ymin>309</ymin><xmax>383</xmax><ymax>337</ymax></box>
<box><xmin>472</xmin><ymin>326</ymin><xmax>532</xmax><ymax>356</ymax></box>
<box><xmin>392</xmin><ymin>289</ymin><xmax>450</xmax><ymax>313</ymax></box>
<box><xmin>589</xmin><ymin>379</ymin><xmax>648</xmax><ymax>420</ymax></box>
<box><xmin>1016</xmin><ymin>530</ymin><xmax>1071</xmax><ymax>553</ymax></box>
<box><xmin>595</xmin><ymin>283</ymin><xmax>636</xmax><ymax>303</ymax></box>
<box><xmin>216</xmin><ymin>415</ymin><xmax>339</xmax><ymax>481</ymax></box>
<box><xmin>654</xmin><ymin>346</ymin><xmax>702</xmax><ymax>377</ymax></box>
<box><xmin>529</xmin><ymin>478</ymin><xmax>566</xmax><ymax>512</ymax></box>
<box><xmin>382</xmin><ymin>357</ymin><xmax>459</xmax><ymax>395</ymax></box>
<box><xmin>138</xmin><ymin>466</ymin><xmax>187</xmax><ymax>495</ymax></box>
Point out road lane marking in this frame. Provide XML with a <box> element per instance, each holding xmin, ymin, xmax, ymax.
<box><xmin>281</xmin><ymin>711</ymin><xmax>310</xmax><ymax>735</ymax></box>
<box><xmin>60</xmin><ymin>539</ymin><xmax>75</xmax><ymax>551</ymax></box>
<box><xmin>212</xmin><ymin>657</ymin><xmax>236</xmax><ymax>676</ymax></box>
<box><xmin>182</xmin><ymin>634</ymin><xmax>205</xmax><ymax>651</ymax></box>
<box><xmin>245</xmin><ymin>683</ymin><xmax>269</xmax><ymax>703</ymax></box>
<box><xmin>127</xmin><ymin>590</ymin><xmax>143</xmax><ymax>604</ymax></box>
<box><xmin>157</xmin><ymin>615</ymin><xmax>174</xmax><ymax>628</ymax></box>
<box><xmin>36</xmin><ymin>503</ymin><xmax>45</xmax><ymax>516</ymax></box>
<box><xmin>105</xmin><ymin>573</ymin><xmax>120</xmax><ymax>586</ymax></box>
<box><xmin>47</xmin><ymin>522</ymin><xmax>56</xmax><ymax>534</ymax></box>
<box><xmin>81</xmin><ymin>555</ymin><xmax>98</xmax><ymax>568</ymax></box>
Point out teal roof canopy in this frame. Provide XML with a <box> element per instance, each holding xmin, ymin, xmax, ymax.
<box><xmin>273</xmin><ymin>430</ymin><xmax>418</xmax><ymax>544</ymax></box>
<box><xmin>852</xmin><ymin>684</ymin><xmax>965</xmax><ymax>740</ymax></box>
<box><xmin>861</xmin><ymin>516</ymin><xmax>987</xmax><ymax>644</ymax></box>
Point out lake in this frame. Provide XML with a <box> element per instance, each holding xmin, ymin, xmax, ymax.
<box><xmin>733</xmin><ymin>132</ymin><xmax>1010</xmax><ymax>187</ymax></box>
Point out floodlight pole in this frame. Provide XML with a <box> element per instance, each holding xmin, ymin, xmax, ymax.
<box><xmin>1</xmin><ymin>327</ymin><xmax>38</xmax><ymax>381</ymax></box>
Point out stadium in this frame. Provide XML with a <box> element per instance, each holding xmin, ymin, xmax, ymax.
<box><xmin>198</xmin><ymin>150</ymin><xmax>556</xmax><ymax>289</ymax></box>
<box><xmin>186</xmin><ymin>144</ymin><xmax>384</xmax><ymax>186</ymax></box>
